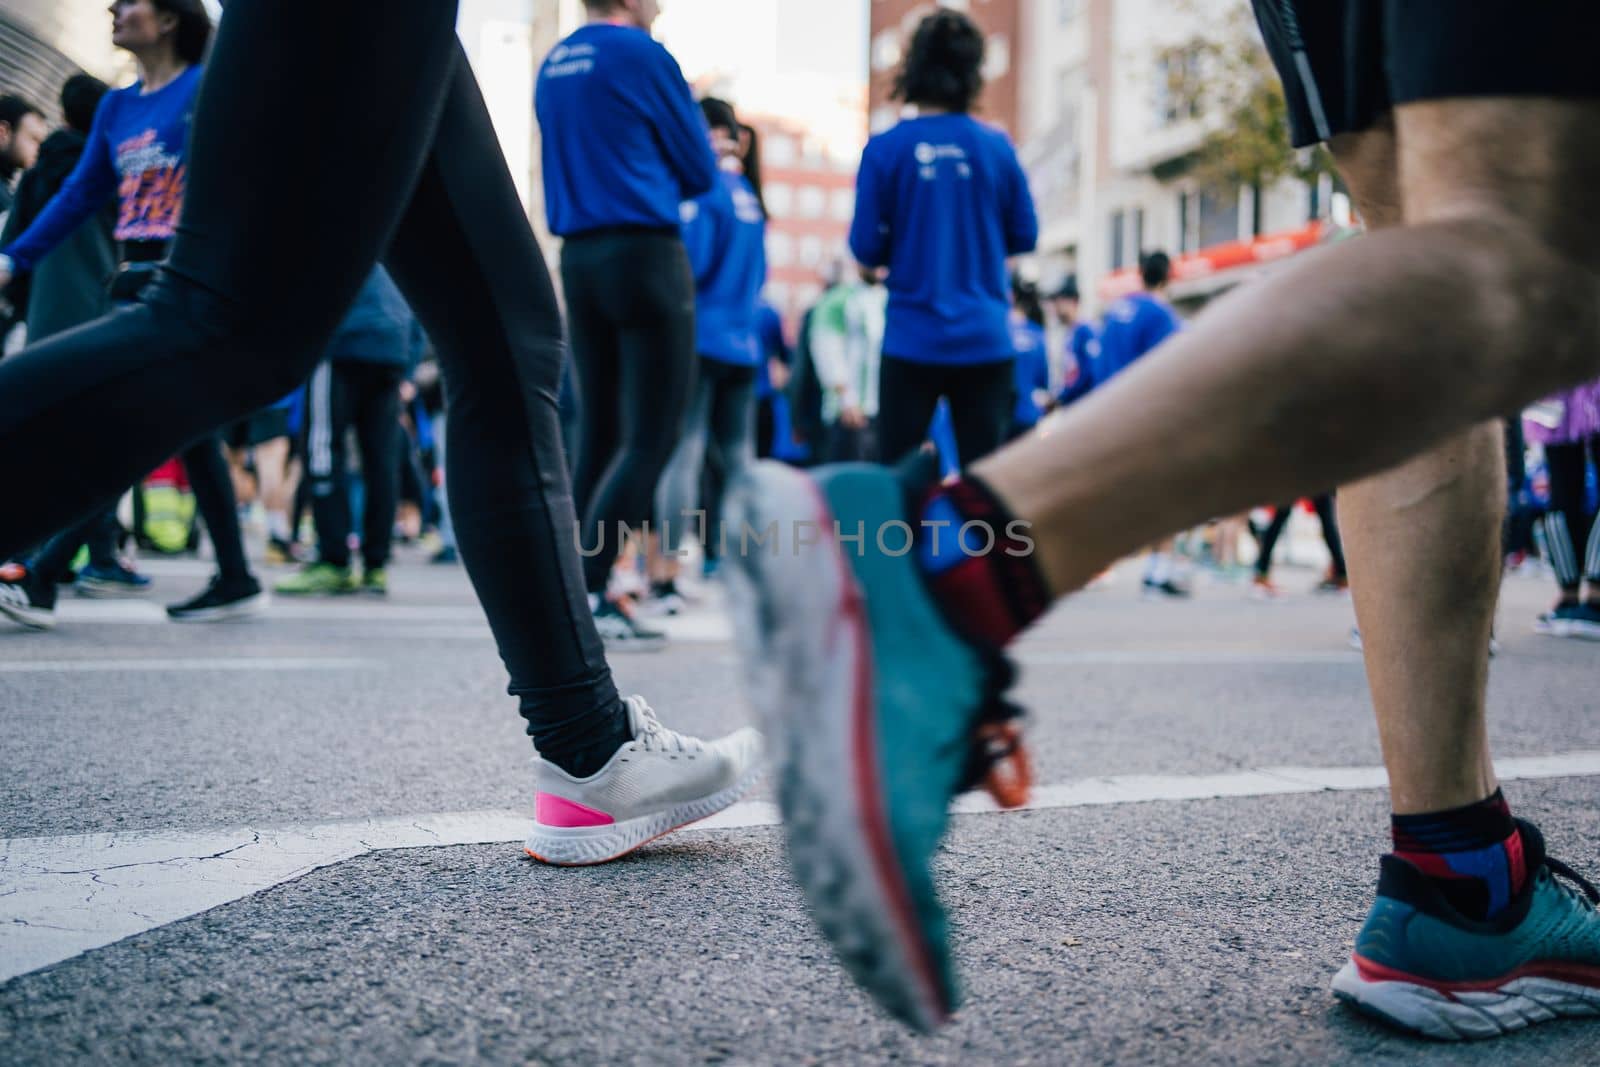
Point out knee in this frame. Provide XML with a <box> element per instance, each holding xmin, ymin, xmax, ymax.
<box><xmin>1439</xmin><ymin>216</ymin><xmax>1600</xmax><ymax>389</ymax></box>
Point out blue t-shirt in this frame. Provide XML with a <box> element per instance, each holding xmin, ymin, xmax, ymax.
<box><xmin>849</xmin><ymin>114</ymin><xmax>1038</xmax><ymax>366</ymax></box>
<box><xmin>1010</xmin><ymin>319</ymin><xmax>1050</xmax><ymax>428</ymax></box>
<box><xmin>4</xmin><ymin>65</ymin><xmax>202</xmax><ymax>271</ymax></box>
<box><xmin>535</xmin><ymin>24</ymin><xmax>718</xmax><ymax>237</ymax></box>
<box><xmin>1095</xmin><ymin>292</ymin><xmax>1181</xmax><ymax>384</ymax></box>
<box><xmin>682</xmin><ymin>171</ymin><xmax>767</xmax><ymax>366</ymax></box>
<box><xmin>1057</xmin><ymin>321</ymin><xmax>1102</xmax><ymax>406</ymax></box>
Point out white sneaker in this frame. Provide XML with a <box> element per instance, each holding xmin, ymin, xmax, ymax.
<box><xmin>524</xmin><ymin>695</ymin><xmax>763</xmax><ymax>865</ymax></box>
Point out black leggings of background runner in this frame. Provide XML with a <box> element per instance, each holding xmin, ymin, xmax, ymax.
<box><xmin>31</xmin><ymin>436</ymin><xmax>252</xmax><ymax>587</ymax></box>
<box><xmin>305</xmin><ymin>359</ymin><xmax>404</xmax><ymax>573</ymax></box>
<box><xmin>876</xmin><ymin>355</ymin><xmax>1014</xmax><ymax>469</ymax></box>
<box><xmin>561</xmin><ymin>230</ymin><xmax>698</xmax><ymax>595</ymax></box>
<box><xmin>1254</xmin><ymin>493</ymin><xmax>1347</xmax><ymax>580</ymax></box>
<box><xmin>0</xmin><ymin>2</ymin><xmax>624</xmax><ymax>762</ymax></box>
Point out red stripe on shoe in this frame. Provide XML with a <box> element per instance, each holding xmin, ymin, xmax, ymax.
<box><xmin>1352</xmin><ymin>953</ymin><xmax>1600</xmax><ymax>994</ymax></box>
<box><xmin>809</xmin><ymin>481</ymin><xmax>949</xmax><ymax>1027</ymax></box>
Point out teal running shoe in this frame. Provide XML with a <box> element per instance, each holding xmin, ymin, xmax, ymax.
<box><xmin>1334</xmin><ymin>820</ymin><xmax>1600</xmax><ymax>1040</ymax></box>
<box><xmin>724</xmin><ymin>459</ymin><xmax>1030</xmax><ymax>1032</ymax></box>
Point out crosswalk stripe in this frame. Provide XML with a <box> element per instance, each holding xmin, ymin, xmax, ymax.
<box><xmin>4</xmin><ymin>750</ymin><xmax>1598</xmax><ymax>984</ymax></box>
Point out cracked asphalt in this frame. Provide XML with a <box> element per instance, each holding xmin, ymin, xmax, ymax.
<box><xmin>2</xmin><ymin>551</ymin><xmax>1598</xmax><ymax>1065</ymax></box>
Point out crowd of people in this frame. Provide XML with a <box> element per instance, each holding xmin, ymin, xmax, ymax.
<box><xmin>0</xmin><ymin>0</ymin><xmax>1597</xmax><ymax>1045</ymax></box>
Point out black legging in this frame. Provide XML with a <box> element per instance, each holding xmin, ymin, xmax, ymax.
<box><xmin>1543</xmin><ymin>437</ymin><xmax>1599</xmax><ymax>590</ymax></box>
<box><xmin>305</xmin><ymin>359</ymin><xmax>403</xmax><ymax>571</ymax></box>
<box><xmin>562</xmin><ymin>230</ymin><xmax>698</xmax><ymax>594</ymax></box>
<box><xmin>1255</xmin><ymin>493</ymin><xmax>1347</xmax><ymax>579</ymax></box>
<box><xmin>0</xmin><ymin>3</ymin><xmax>619</xmax><ymax>754</ymax></box>
<box><xmin>877</xmin><ymin>355</ymin><xmax>1014</xmax><ymax>469</ymax></box>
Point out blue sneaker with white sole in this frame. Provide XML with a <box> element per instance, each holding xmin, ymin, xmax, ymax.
<box><xmin>1334</xmin><ymin>820</ymin><xmax>1600</xmax><ymax>1040</ymax></box>
<box><xmin>724</xmin><ymin>459</ymin><xmax>1030</xmax><ymax>1032</ymax></box>
<box><xmin>76</xmin><ymin>561</ymin><xmax>152</xmax><ymax>599</ymax></box>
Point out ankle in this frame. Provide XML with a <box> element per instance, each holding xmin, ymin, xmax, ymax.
<box><xmin>1391</xmin><ymin>789</ymin><xmax>1527</xmax><ymax>920</ymax></box>
<box><xmin>916</xmin><ymin>475</ymin><xmax>1051</xmax><ymax>649</ymax></box>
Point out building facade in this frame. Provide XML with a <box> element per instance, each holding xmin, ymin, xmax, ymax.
<box><xmin>0</xmin><ymin>0</ymin><xmax>132</xmax><ymax>120</ymax></box>
<box><xmin>746</xmin><ymin>112</ymin><xmax>858</xmax><ymax>327</ymax></box>
<box><xmin>1017</xmin><ymin>0</ymin><xmax>1343</xmax><ymax>313</ymax></box>
<box><xmin>867</xmin><ymin>0</ymin><xmax>1022</xmax><ymax>138</ymax></box>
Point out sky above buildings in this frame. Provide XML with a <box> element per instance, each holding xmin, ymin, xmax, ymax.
<box><xmin>656</xmin><ymin>0</ymin><xmax>868</xmax><ymax>154</ymax></box>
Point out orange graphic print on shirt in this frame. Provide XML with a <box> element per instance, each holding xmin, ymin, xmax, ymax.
<box><xmin>114</xmin><ymin>129</ymin><xmax>186</xmax><ymax>243</ymax></box>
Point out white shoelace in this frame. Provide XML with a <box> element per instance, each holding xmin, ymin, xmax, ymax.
<box><xmin>626</xmin><ymin>696</ymin><xmax>706</xmax><ymax>756</ymax></box>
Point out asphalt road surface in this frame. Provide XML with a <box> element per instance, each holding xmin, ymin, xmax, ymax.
<box><xmin>3</xmin><ymin>549</ymin><xmax>1597</xmax><ymax>1065</ymax></box>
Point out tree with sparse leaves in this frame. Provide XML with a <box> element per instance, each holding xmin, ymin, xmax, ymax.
<box><xmin>1158</xmin><ymin>3</ymin><xmax>1334</xmax><ymax>192</ymax></box>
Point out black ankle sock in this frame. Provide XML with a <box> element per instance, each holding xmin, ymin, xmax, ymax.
<box><xmin>1391</xmin><ymin>789</ymin><xmax>1526</xmax><ymax>920</ymax></box>
<box><xmin>915</xmin><ymin>475</ymin><xmax>1052</xmax><ymax>648</ymax></box>
<box><xmin>533</xmin><ymin>698</ymin><xmax>633</xmax><ymax>778</ymax></box>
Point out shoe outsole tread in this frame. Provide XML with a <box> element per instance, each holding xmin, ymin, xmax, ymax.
<box><xmin>1333</xmin><ymin>960</ymin><xmax>1600</xmax><ymax>1040</ymax></box>
<box><xmin>725</xmin><ymin>463</ymin><xmax>951</xmax><ymax>1033</ymax></box>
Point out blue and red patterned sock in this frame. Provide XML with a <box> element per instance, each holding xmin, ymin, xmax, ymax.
<box><xmin>915</xmin><ymin>476</ymin><xmax>1052</xmax><ymax>649</ymax></box>
<box><xmin>1391</xmin><ymin>789</ymin><xmax>1528</xmax><ymax>921</ymax></box>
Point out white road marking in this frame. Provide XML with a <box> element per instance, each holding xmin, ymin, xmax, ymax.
<box><xmin>46</xmin><ymin>601</ymin><xmax>736</xmax><ymax>644</ymax></box>
<box><xmin>0</xmin><ymin>658</ymin><xmax>379</xmax><ymax>674</ymax></box>
<box><xmin>31</xmin><ymin>603</ymin><xmax>1366</xmax><ymax>657</ymax></box>
<box><xmin>3</xmin><ymin>751</ymin><xmax>1598</xmax><ymax>984</ymax></box>
<box><xmin>1016</xmin><ymin>650</ymin><xmax>1359</xmax><ymax>666</ymax></box>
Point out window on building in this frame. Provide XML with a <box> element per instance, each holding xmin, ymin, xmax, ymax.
<box><xmin>1109</xmin><ymin>209</ymin><xmax>1126</xmax><ymax>270</ymax></box>
<box><xmin>871</xmin><ymin>30</ymin><xmax>902</xmax><ymax>74</ymax></box>
<box><xmin>1155</xmin><ymin>48</ymin><xmax>1204</xmax><ymax>126</ymax></box>
<box><xmin>1058</xmin><ymin>0</ymin><xmax>1083</xmax><ymax>23</ymax></box>
<box><xmin>1196</xmin><ymin>186</ymin><xmax>1240</xmax><ymax>249</ymax></box>
<box><xmin>799</xmin><ymin>236</ymin><xmax>824</xmax><ymax>267</ymax></box>
<box><xmin>765</xmin><ymin>281</ymin><xmax>791</xmax><ymax>314</ymax></box>
<box><xmin>767</xmin><ymin>232</ymin><xmax>795</xmax><ymax>268</ymax></box>
<box><xmin>1178</xmin><ymin>190</ymin><xmax>1192</xmax><ymax>252</ymax></box>
<box><xmin>1132</xmin><ymin>208</ymin><xmax>1146</xmax><ymax>261</ymax></box>
<box><xmin>765</xmin><ymin>182</ymin><xmax>795</xmax><ymax>217</ymax></box>
<box><xmin>798</xmin><ymin>186</ymin><xmax>827</xmax><ymax>220</ymax></box>
<box><xmin>765</xmin><ymin>134</ymin><xmax>797</xmax><ymax>168</ymax></box>
<box><xmin>795</xmin><ymin>282</ymin><xmax>822</xmax><ymax>311</ymax></box>
<box><xmin>830</xmin><ymin>188</ymin><xmax>856</xmax><ymax>223</ymax></box>
<box><xmin>983</xmin><ymin>35</ymin><xmax>1010</xmax><ymax>83</ymax></box>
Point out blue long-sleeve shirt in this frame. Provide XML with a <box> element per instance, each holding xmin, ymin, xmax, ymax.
<box><xmin>681</xmin><ymin>171</ymin><xmax>767</xmax><ymax>366</ymax></box>
<box><xmin>849</xmin><ymin>113</ymin><xmax>1038</xmax><ymax>366</ymax></box>
<box><xmin>1010</xmin><ymin>318</ymin><xmax>1050</xmax><ymax>428</ymax></box>
<box><xmin>1056</xmin><ymin>321</ymin><xmax>1102</xmax><ymax>406</ymax></box>
<box><xmin>3</xmin><ymin>65</ymin><xmax>202</xmax><ymax>271</ymax></box>
<box><xmin>535</xmin><ymin>24</ymin><xmax>718</xmax><ymax>237</ymax></box>
<box><xmin>1095</xmin><ymin>292</ymin><xmax>1182</xmax><ymax>384</ymax></box>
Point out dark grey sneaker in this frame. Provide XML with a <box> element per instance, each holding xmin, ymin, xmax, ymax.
<box><xmin>166</xmin><ymin>575</ymin><xmax>268</xmax><ymax>622</ymax></box>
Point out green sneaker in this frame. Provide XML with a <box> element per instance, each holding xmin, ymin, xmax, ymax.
<box><xmin>360</xmin><ymin>567</ymin><xmax>388</xmax><ymax>597</ymax></box>
<box><xmin>273</xmin><ymin>562</ymin><xmax>356</xmax><ymax>597</ymax></box>
<box><xmin>724</xmin><ymin>459</ymin><xmax>1029</xmax><ymax>1032</ymax></box>
<box><xmin>1333</xmin><ymin>820</ymin><xmax>1600</xmax><ymax>1040</ymax></box>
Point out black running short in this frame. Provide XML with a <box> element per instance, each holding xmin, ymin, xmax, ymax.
<box><xmin>1252</xmin><ymin>0</ymin><xmax>1600</xmax><ymax>148</ymax></box>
